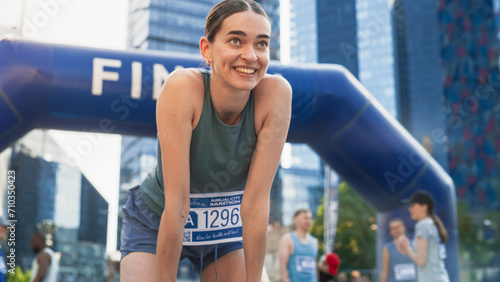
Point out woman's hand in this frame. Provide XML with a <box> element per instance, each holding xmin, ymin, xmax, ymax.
<box><xmin>396</xmin><ymin>235</ymin><xmax>410</xmax><ymax>255</ymax></box>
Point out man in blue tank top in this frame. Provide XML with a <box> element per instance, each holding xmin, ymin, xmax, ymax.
<box><xmin>380</xmin><ymin>218</ymin><xmax>417</xmax><ymax>282</ymax></box>
<box><xmin>279</xmin><ymin>209</ymin><xmax>318</xmax><ymax>282</ymax></box>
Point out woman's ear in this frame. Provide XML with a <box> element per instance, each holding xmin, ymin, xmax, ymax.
<box><xmin>200</xmin><ymin>37</ymin><xmax>212</xmax><ymax>65</ymax></box>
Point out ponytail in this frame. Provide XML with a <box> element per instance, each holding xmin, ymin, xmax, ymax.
<box><xmin>430</xmin><ymin>213</ymin><xmax>448</xmax><ymax>244</ymax></box>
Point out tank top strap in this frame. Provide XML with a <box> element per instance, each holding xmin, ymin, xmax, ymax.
<box><xmin>199</xmin><ymin>68</ymin><xmax>211</xmax><ymax>104</ymax></box>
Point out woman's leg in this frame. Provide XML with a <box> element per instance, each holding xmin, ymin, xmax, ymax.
<box><xmin>119</xmin><ymin>186</ymin><xmax>161</xmax><ymax>281</ymax></box>
<box><xmin>200</xmin><ymin>249</ymin><xmax>269</xmax><ymax>282</ymax></box>
<box><xmin>120</xmin><ymin>252</ymin><xmax>157</xmax><ymax>282</ymax></box>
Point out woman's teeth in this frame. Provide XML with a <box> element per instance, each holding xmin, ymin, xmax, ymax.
<box><xmin>235</xmin><ymin>67</ymin><xmax>255</xmax><ymax>74</ymax></box>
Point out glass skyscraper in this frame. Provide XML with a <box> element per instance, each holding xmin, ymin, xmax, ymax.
<box><xmin>116</xmin><ymin>135</ymin><xmax>157</xmax><ymax>250</ymax></box>
<box><xmin>317</xmin><ymin>0</ymin><xmax>358</xmax><ymax>76</ymax></box>
<box><xmin>7</xmin><ymin>130</ymin><xmax>109</xmax><ymax>281</ymax></box>
<box><xmin>289</xmin><ymin>0</ymin><xmax>317</xmax><ymax>63</ymax></box>
<box><xmin>393</xmin><ymin>0</ymin><xmax>448</xmax><ymax>166</ymax></box>
<box><xmin>285</xmin><ymin>0</ymin><xmax>352</xmax><ymax>227</ymax></box>
<box><xmin>357</xmin><ymin>0</ymin><xmax>397</xmax><ymax>117</ymax></box>
<box><xmin>128</xmin><ymin>0</ymin><xmax>280</xmax><ymax>59</ymax></box>
<box><xmin>279</xmin><ymin>144</ymin><xmax>325</xmax><ymax>226</ymax></box>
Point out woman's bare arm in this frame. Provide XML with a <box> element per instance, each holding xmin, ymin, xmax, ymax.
<box><xmin>241</xmin><ymin>75</ymin><xmax>292</xmax><ymax>282</ymax></box>
<box><xmin>155</xmin><ymin>69</ymin><xmax>200</xmax><ymax>281</ymax></box>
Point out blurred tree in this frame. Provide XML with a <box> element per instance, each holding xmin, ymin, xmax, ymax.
<box><xmin>7</xmin><ymin>266</ymin><xmax>30</xmax><ymax>282</ymax></box>
<box><xmin>310</xmin><ymin>196</ymin><xmax>325</xmax><ymax>256</ymax></box>
<box><xmin>457</xmin><ymin>202</ymin><xmax>500</xmax><ymax>267</ymax></box>
<box><xmin>310</xmin><ymin>182</ymin><xmax>376</xmax><ymax>270</ymax></box>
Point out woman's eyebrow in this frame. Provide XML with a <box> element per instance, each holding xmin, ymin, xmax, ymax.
<box><xmin>225</xmin><ymin>30</ymin><xmax>270</xmax><ymax>39</ymax></box>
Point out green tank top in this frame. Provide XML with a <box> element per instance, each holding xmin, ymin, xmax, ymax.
<box><xmin>140</xmin><ymin>69</ymin><xmax>257</xmax><ymax>216</ymax></box>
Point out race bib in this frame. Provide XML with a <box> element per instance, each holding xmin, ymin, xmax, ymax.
<box><xmin>183</xmin><ymin>191</ymin><xmax>243</xmax><ymax>245</ymax></box>
<box><xmin>295</xmin><ymin>256</ymin><xmax>316</xmax><ymax>273</ymax></box>
<box><xmin>394</xmin><ymin>263</ymin><xmax>416</xmax><ymax>281</ymax></box>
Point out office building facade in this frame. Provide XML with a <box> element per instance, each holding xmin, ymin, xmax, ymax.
<box><xmin>392</xmin><ymin>0</ymin><xmax>500</xmax><ymax>205</ymax></box>
<box><xmin>392</xmin><ymin>0</ymin><xmax>448</xmax><ymax>167</ymax></box>
<box><xmin>279</xmin><ymin>144</ymin><xmax>325</xmax><ymax>226</ymax></box>
<box><xmin>128</xmin><ymin>0</ymin><xmax>280</xmax><ymax>59</ymax></box>
<box><xmin>357</xmin><ymin>0</ymin><xmax>398</xmax><ymax>117</ymax></box>
<box><xmin>438</xmin><ymin>0</ymin><xmax>500</xmax><ymax>206</ymax></box>
<box><xmin>289</xmin><ymin>0</ymin><xmax>317</xmax><ymax>63</ymax></box>
<box><xmin>116</xmin><ymin>135</ymin><xmax>157</xmax><ymax>250</ymax></box>
<box><xmin>7</xmin><ymin>130</ymin><xmax>109</xmax><ymax>281</ymax></box>
<box><xmin>317</xmin><ymin>0</ymin><xmax>358</xmax><ymax>76</ymax></box>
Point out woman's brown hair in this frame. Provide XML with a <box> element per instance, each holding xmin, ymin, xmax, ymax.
<box><xmin>205</xmin><ymin>0</ymin><xmax>270</xmax><ymax>43</ymax></box>
<box><xmin>410</xmin><ymin>191</ymin><xmax>448</xmax><ymax>243</ymax></box>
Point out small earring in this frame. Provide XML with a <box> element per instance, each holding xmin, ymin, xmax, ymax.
<box><xmin>206</xmin><ymin>61</ymin><xmax>211</xmax><ymax>67</ymax></box>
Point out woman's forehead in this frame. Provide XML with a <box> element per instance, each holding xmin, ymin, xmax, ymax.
<box><xmin>218</xmin><ymin>11</ymin><xmax>271</xmax><ymax>35</ymax></box>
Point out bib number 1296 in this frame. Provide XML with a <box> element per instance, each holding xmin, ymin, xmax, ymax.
<box><xmin>203</xmin><ymin>207</ymin><xmax>239</xmax><ymax>228</ymax></box>
<box><xmin>183</xmin><ymin>191</ymin><xmax>243</xmax><ymax>245</ymax></box>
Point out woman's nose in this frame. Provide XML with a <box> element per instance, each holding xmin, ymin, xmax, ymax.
<box><xmin>241</xmin><ymin>45</ymin><xmax>257</xmax><ymax>62</ymax></box>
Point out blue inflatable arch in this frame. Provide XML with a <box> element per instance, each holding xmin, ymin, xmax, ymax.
<box><xmin>0</xmin><ymin>38</ymin><xmax>458</xmax><ymax>280</ymax></box>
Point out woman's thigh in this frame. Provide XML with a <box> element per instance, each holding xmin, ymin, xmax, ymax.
<box><xmin>200</xmin><ymin>249</ymin><xmax>269</xmax><ymax>282</ymax></box>
<box><xmin>120</xmin><ymin>252</ymin><xmax>157</xmax><ymax>282</ymax></box>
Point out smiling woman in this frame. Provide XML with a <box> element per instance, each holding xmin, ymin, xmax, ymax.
<box><xmin>118</xmin><ymin>1</ymin><xmax>292</xmax><ymax>282</ymax></box>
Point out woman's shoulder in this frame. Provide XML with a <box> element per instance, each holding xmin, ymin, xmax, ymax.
<box><xmin>253</xmin><ymin>74</ymin><xmax>292</xmax><ymax>109</ymax></box>
<box><xmin>418</xmin><ymin>217</ymin><xmax>434</xmax><ymax>225</ymax></box>
<box><xmin>165</xmin><ymin>68</ymin><xmax>203</xmax><ymax>86</ymax></box>
<box><xmin>256</xmin><ymin>74</ymin><xmax>292</xmax><ymax>95</ymax></box>
<box><xmin>157</xmin><ymin>68</ymin><xmax>204</xmax><ymax>101</ymax></box>
<box><xmin>416</xmin><ymin>217</ymin><xmax>436</xmax><ymax>233</ymax></box>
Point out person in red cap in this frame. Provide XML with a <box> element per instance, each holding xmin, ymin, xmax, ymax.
<box><xmin>317</xmin><ymin>252</ymin><xmax>340</xmax><ymax>282</ymax></box>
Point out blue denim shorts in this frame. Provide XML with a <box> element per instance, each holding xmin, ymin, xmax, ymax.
<box><xmin>120</xmin><ymin>186</ymin><xmax>243</xmax><ymax>273</ymax></box>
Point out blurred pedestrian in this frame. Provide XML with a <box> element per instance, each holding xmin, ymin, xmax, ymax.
<box><xmin>396</xmin><ymin>191</ymin><xmax>450</xmax><ymax>282</ymax></box>
<box><xmin>0</xmin><ymin>216</ymin><xmax>9</xmax><ymax>282</ymax></box>
<box><xmin>29</xmin><ymin>233</ymin><xmax>59</xmax><ymax>282</ymax></box>
<box><xmin>337</xmin><ymin>271</ymin><xmax>347</xmax><ymax>282</ymax></box>
<box><xmin>279</xmin><ymin>209</ymin><xmax>318</xmax><ymax>282</ymax></box>
<box><xmin>380</xmin><ymin>218</ymin><xmax>417</xmax><ymax>282</ymax></box>
<box><xmin>317</xmin><ymin>252</ymin><xmax>340</xmax><ymax>282</ymax></box>
<box><xmin>361</xmin><ymin>275</ymin><xmax>371</xmax><ymax>282</ymax></box>
<box><xmin>350</xmin><ymin>270</ymin><xmax>362</xmax><ymax>282</ymax></box>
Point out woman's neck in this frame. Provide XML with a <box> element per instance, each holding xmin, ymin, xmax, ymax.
<box><xmin>209</xmin><ymin>76</ymin><xmax>251</xmax><ymax>125</ymax></box>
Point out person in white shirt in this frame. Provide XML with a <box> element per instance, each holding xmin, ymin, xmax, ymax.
<box><xmin>396</xmin><ymin>191</ymin><xmax>450</xmax><ymax>282</ymax></box>
<box><xmin>29</xmin><ymin>233</ymin><xmax>58</xmax><ymax>282</ymax></box>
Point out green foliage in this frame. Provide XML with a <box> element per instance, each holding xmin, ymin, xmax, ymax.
<box><xmin>310</xmin><ymin>196</ymin><xmax>326</xmax><ymax>257</ymax></box>
<box><xmin>6</xmin><ymin>266</ymin><xmax>31</xmax><ymax>282</ymax></box>
<box><xmin>310</xmin><ymin>182</ymin><xmax>377</xmax><ymax>270</ymax></box>
<box><xmin>457</xmin><ymin>202</ymin><xmax>500</xmax><ymax>266</ymax></box>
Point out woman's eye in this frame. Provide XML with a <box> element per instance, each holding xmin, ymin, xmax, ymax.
<box><xmin>258</xmin><ymin>41</ymin><xmax>268</xmax><ymax>48</ymax></box>
<box><xmin>230</xmin><ymin>38</ymin><xmax>240</xmax><ymax>45</ymax></box>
